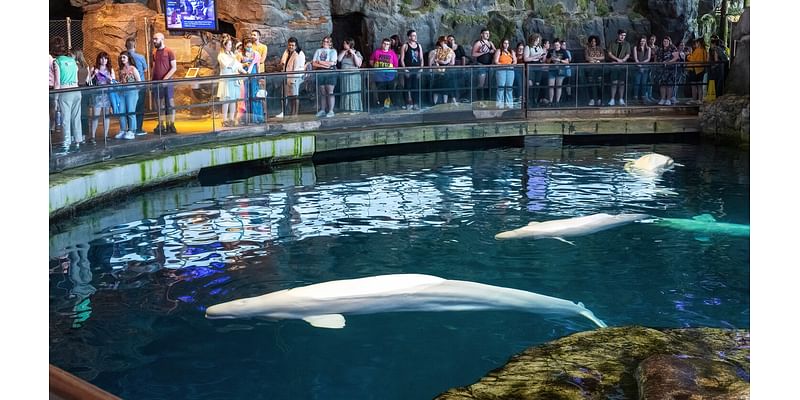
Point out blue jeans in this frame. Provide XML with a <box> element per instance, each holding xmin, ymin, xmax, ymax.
<box><xmin>118</xmin><ymin>90</ymin><xmax>139</xmax><ymax>132</ymax></box>
<box><xmin>247</xmin><ymin>75</ymin><xmax>264</xmax><ymax>123</ymax></box>
<box><xmin>495</xmin><ymin>69</ymin><xmax>514</xmax><ymax>106</ymax></box>
<box><xmin>633</xmin><ymin>67</ymin><xmax>650</xmax><ymax>99</ymax></box>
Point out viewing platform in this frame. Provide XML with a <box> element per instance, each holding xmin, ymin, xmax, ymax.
<box><xmin>49</xmin><ymin>63</ymin><xmax>712</xmax><ymax>218</ymax></box>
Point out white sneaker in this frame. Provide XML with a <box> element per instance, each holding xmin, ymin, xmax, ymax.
<box><xmin>658</xmin><ymin>99</ymin><xmax>665</xmax><ymax>105</ymax></box>
<box><xmin>588</xmin><ymin>99</ymin><xmax>595</xmax><ymax>106</ymax></box>
<box><xmin>607</xmin><ymin>99</ymin><xmax>615</xmax><ymax>106</ymax></box>
<box><xmin>315</xmin><ymin>111</ymin><xmax>326</xmax><ymax>117</ymax></box>
<box><xmin>618</xmin><ymin>99</ymin><xmax>626</xmax><ymax>106</ymax></box>
<box><xmin>114</xmin><ymin>131</ymin><xmax>126</xmax><ymax>139</ymax></box>
<box><xmin>670</xmin><ymin>97</ymin><xmax>677</xmax><ymax>104</ymax></box>
<box><xmin>123</xmin><ymin>131</ymin><xmax>136</xmax><ymax>140</ymax></box>
<box><xmin>135</xmin><ymin>131</ymin><xmax>147</xmax><ymax>136</ymax></box>
<box><xmin>664</xmin><ymin>100</ymin><xmax>672</xmax><ymax>106</ymax></box>
<box><xmin>274</xmin><ymin>112</ymin><xmax>284</xmax><ymax>118</ymax></box>
<box><xmin>326</xmin><ymin>111</ymin><xmax>335</xmax><ymax>118</ymax></box>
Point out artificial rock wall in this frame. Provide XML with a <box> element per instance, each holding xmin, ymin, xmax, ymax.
<box><xmin>77</xmin><ymin>0</ymin><xmax>728</xmax><ymax>77</ymax></box>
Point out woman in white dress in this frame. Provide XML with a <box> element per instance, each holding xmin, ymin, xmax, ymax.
<box><xmin>217</xmin><ymin>35</ymin><xmax>247</xmax><ymax>127</ymax></box>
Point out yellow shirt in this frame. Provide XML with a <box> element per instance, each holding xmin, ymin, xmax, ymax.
<box><xmin>686</xmin><ymin>47</ymin><xmax>707</xmax><ymax>74</ymax></box>
<box><xmin>254</xmin><ymin>43</ymin><xmax>268</xmax><ymax>72</ymax></box>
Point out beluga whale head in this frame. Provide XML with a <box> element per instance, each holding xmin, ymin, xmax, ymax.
<box><xmin>624</xmin><ymin>153</ymin><xmax>674</xmax><ymax>177</ymax></box>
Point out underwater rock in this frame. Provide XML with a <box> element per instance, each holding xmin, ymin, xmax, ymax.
<box><xmin>636</xmin><ymin>354</ymin><xmax>750</xmax><ymax>400</ymax></box>
<box><xmin>434</xmin><ymin>326</ymin><xmax>749</xmax><ymax>400</ymax></box>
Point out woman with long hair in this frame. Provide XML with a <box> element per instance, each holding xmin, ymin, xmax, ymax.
<box><xmin>337</xmin><ymin>37</ymin><xmax>363</xmax><ymax>112</ymax></box>
<box><xmin>655</xmin><ymin>36</ymin><xmax>680</xmax><ymax>105</ymax></box>
<box><xmin>115</xmin><ymin>51</ymin><xmax>141</xmax><ymax>139</ymax></box>
<box><xmin>583</xmin><ymin>35</ymin><xmax>604</xmax><ymax>106</ymax></box>
<box><xmin>217</xmin><ymin>35</ymin><xmax>247</xmax><ymax>126</ymax></box>
<box><xmin>493</xmin><ymin>38</ymin><xmax>516</xmax><ymax>109</ymax></box>
<box><xmin>632</xmin><ymin>36</ymin><xmax>652</xmax><ymax>104</ymax></box>
<box><xmin>88</xmin><ymin>51</ymin><xmax>115</xmax><ymax>139</ymax></box>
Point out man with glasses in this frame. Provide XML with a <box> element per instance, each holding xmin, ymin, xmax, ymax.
<box><xmin>369</xmin><ymin>38</ymin><xmax>399</xmax><ymax>111</ymax></box>
<box><xmin>151</xmin><ymin>32</ymin><xmax>178</xmax><ymax>133</ymax></box>
<box><xmin>606</xmin><ymin>29</ymin><xmax>630</xmax><ymax>106</ymax></box>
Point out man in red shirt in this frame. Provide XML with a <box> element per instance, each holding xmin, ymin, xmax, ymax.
<box><xmin>151</xmin><ymin>32</ymin><xmax>178</xmax><ymax>134</ymax></box>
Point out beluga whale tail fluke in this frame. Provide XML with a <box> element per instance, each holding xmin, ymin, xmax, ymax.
<box><xmin>205</xmin><ymin>274</ymin><xmax>608</xmax><ymax>329</ymax></box>
<box><xmin>494</xmin><ymin>213</ymin><xmax>651</xmax><ymax>243</ymax></box>
<box><xmin>651</xmin><ymin>214</ymin><xmax>750</xmax><ymax>237</ymax></box>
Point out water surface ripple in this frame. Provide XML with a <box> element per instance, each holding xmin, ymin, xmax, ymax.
<box><xmin>49</xmin><ymin>143</ymin><xmax>749</xmax><ymax>400</ymax></box>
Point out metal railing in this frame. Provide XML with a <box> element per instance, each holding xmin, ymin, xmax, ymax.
<box><xmin>49</xmin><ymin>61</ymin><xmax>724</xmax><ymax>159</ymax></box>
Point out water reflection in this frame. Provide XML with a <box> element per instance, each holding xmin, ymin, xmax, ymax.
<box><xmin>48</xmin><ymin>144</ymin><xmax>749</xmax><ymax>398</ymax></box>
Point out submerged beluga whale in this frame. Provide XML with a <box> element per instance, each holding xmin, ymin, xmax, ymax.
<box><xmin>205</xmin><ymin>274</ymin><xmax>608</xmax><ymax>329</ymax></box>
<box><xmin>650</xmin><ymin>214</ymin><xmax>750</xmax><ymax>237</ymax></box>
<box><xmin>624</xmin><ymin>153</ymin><xmax>675</xmax><ymax>176</ymax></box>
<box><xmin>495</xmin><ymin>213</ymin><xmax>651</xmax><ymax>244</ymax></box>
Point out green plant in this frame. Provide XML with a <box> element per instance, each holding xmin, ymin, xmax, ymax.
<box><xmin>596</xmin><ymin>0</ymin><xmax>610</xmax><ymax>16</ymax></box>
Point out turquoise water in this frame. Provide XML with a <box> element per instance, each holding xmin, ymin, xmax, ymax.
<box><xmin>49</xmin><ymin>143</ymin><xmax>749</xmax><ymax>399</ymax></box>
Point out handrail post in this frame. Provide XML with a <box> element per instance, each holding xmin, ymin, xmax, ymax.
<box><xmin>66</xmin><ymin>17</ymin><xmax>72</xmax><ymax>50</ymax></box>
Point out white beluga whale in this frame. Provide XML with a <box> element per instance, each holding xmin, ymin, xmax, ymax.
<box><xmin>624</xmin><ymin>153</ymin><xmax>675</xmax><ymax>176</ymax></box>
<box><xmin>205</xmin><ymin>274</ymin><xmax>607</xmax><ymax>329</ymax></box>
<box><xmin>495</xmin><ymin>213</ymin><xmax>651</xmax><ymax>244</ymax></box>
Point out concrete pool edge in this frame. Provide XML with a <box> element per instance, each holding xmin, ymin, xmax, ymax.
<box><xmin>49</xmin><ymin>116</ymin><xmax>699</xmax><ymax>220</ymax></box>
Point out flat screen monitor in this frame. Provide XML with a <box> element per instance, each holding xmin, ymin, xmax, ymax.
<box><xmin>165</xmin><ymin>0</ymin><xmax>218</xmax><ymax>31</ymax></box>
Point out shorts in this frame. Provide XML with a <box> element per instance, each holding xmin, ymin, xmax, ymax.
<box><xmin>156</xmin><ymin>82</ymin><xmax>175</xmax><ymax>105</ymax></box>
<box><xmin>285</xmin><ymin>79</ymin><xmax>300</xmax><ymax>96</ymax></box>
<box><xmin>687</xmin><ymin>70</ymin><xmax>705</xmax><ymax>83</ymax></box>
<box><xmin>317</xmin><ymin>71</ymin><xmax>337</xmax><ymax>86</ymax></box>
<box><xmin>548</xmin><ymin>67</ymin><xmax>567</xmax><ymax>79</ymax></box>
<box><xmin>609</xmin><ymin>67</ymin><xmax>627</xmax><ymax>82</ymax></box>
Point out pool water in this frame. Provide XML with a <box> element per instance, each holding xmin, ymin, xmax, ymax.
<box><xmin>49</xmin><ymin>142</ymin><xmax>749</xmax><ymax>399</ymax></box>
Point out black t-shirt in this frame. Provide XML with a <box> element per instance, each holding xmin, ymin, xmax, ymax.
<box><xmin>453</xmin><ymin>45</ymin><xmax>468</xmax><ymax>65</ymax></box>
<box><xmin>547</xmin><ymin>49</ymin><xmax>569</xmax><ymax>63</ymax></box>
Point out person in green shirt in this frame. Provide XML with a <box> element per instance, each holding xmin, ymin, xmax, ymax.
<box><xmin>606</xmin><ymin>29</ymin><xmax>631</xmax><ymax>106</ymax></box>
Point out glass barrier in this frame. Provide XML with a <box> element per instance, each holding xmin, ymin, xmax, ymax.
<box><xmin>49</xmin><ymin>62</ymin><xmax>722</xmax><ymax>159</ymax></box>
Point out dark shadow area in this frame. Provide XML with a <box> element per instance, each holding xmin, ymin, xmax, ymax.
<box><xmin>332</xmin><ymin>12</ymin><xmax>371</xmax><ymax>60</ymax></box>
<box><xmin>196</xmin><ymin>158</ymin><xmax>276</xmax><ymax>186</ymax></box>
<box><xmin>563</xmin><ymin>132</ymin><xmax>700</xmax><ymax>146</ymax></box>
<box><xmin>312</xmin><ymin>136</ymin><xmax>525</xmax><ymax>165</ymax></box>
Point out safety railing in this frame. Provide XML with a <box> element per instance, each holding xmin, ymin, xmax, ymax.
<box><xmin>49</xmin><ymin>61</ymin><xmax>724</xmax><ymax>159</ymax></box>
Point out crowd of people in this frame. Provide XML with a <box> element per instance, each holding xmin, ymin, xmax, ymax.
<box><xmin>49</xmin><ymin>26</ymin><xmax>729</xmax><ymax>151</ymax></box>
<box><xmin>259</xmin><ymin>27</ymin><xmax>728</xmax><ymax>117</ymax></box>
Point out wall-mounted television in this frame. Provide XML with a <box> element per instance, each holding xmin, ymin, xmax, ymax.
<box><xmin>165</xmin><ymin>0</ymin><xmax>218</xmax><ymax>31</ymax></box>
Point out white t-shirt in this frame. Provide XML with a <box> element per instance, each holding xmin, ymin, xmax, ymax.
<box><xmin>524</xmin><ymin>45</ymin><xmax>547</xmax><ymax>63</ymax></box>
<box><xmin>313</xmin><ymin>48</ymin><xmax>338</xmax><ymax>69</ymax></box>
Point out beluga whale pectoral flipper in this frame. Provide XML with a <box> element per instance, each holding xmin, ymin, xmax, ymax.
<box><xmin>205</xmin><ymin>274</ymin><xmax>608</xmax><ymax>329</ymax></box>
<box><xmin>495</xmin><ymin>213</ymin><xmax>650</xmax><ymax>242</ymax></box>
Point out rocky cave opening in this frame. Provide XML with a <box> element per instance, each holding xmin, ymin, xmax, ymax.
<box><xmin>332</xmin><ymin>12</ymin><xmax>371</xmax><ymax>59</ymax></box>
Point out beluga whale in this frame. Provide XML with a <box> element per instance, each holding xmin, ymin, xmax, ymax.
<box><xmin>205</xmin><ymin>274</ymin><xmax>607</xmax><ymax>329</ymax></box>
<box><xmin>624</xmin><ymin>153</ymin><xmax>675</xmax><ymax>177</ymax></box>
<box><xmin>494</xmin><ymin>213</ymin><xmax>651</xmax><ymax>245</ymax></box>
<box><xmin>650</xmin><ymin>214</ymin><xmax>750</xmax><ymax>237</ymax></box>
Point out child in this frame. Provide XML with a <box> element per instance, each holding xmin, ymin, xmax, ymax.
<box><xmin>256</xmin><ymin>79</ymin><xmax>268</xmax><ymax>120</ymax></box>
